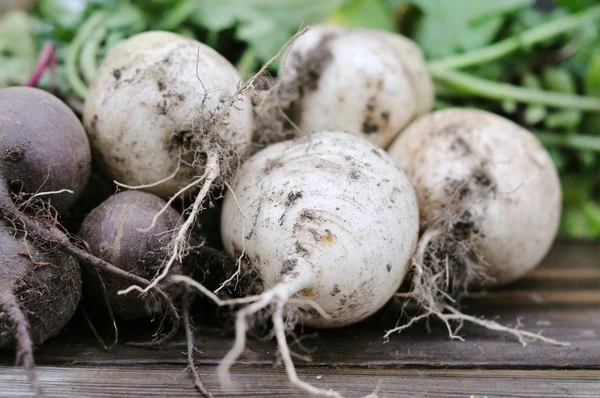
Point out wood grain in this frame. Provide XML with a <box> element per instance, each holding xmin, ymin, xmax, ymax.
<box><xmin>2</xmin><ymin>366</ymin><xmax>600</xmax><ymax>398</ymax></box>
<box><xmin>0</xmin><ymin>240</ymin><xmax>598</xmax><ymax>397</ymax></box>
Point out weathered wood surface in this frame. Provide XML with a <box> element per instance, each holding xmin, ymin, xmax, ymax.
<box><xmin>2</xmin><ymin>367</ymin><xmax>600</xmax><ymax>397</ymax></box>
<box><xmin>0</xmin><ymin>241</ymin><xmax>599</xmax><ymax>397</ymax></box>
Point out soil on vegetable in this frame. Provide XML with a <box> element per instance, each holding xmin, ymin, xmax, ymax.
<box><xmin>404</xmin><ymin>126</ymin><xmax>500</xmax><ymax>309</ymax></box>
<box><xmin>0</xmin><ymin>226</ymin><xmax>81</xmax><ymax>348</ymax></box>
<box><xmin>251</xmin><ymin>32</ymin><xmax>338</xmax><ymax>149</ymax></box>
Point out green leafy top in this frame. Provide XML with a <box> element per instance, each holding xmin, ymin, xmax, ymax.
<box><xmin>1</xmin><ymin>0</ymin><xmax>599</xmax><ymax>238</ymax></box>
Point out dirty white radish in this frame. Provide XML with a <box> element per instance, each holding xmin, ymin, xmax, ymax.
<box><xmin>84</xmin><ymin>30</ymin><xmax>253</xmax><ymax>295</ymax></box>
<box><xmin>385</xmin><ymin>108</ymin><xmax>564</xmax><ymax>344</ymax></box>
<box><xmin>84</xmin><ymin>30</ymin><xmax>253</xmax><ymax>197</ymax></box>
<box><xmin>272</xmin><ymin>24</ymin><xmax>434</xmax><ymax>148</ymax></box>
<box><xmin>175</xmin><ymin>131</ymin><xmax>419</xmax><ymax>396</ymax></box>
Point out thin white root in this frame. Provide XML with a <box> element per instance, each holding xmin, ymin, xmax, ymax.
<box><xmin>183</xmin><ymin>307</ymin><xmax>213</xmax><ymax>398</ymax></box>
<box><xmin>362</xmin><ymin>379</ymin><xmax>383</xmax><ymax>398</ymax></box>
<box><xmin>22</xmin><ymin>188</ymin><xmax>74</xmax><ymax>209</ymax></box>
<box><xmin>27</xmin><ymin>189</ymin><xmax>74</xmax><ymax>200</ymax></box>
<box><xmin>170</xmin><ymin>275</ymin><xmax>264</xmax><ymax>306</ymax></box>
<box><xmin>217</xmin><ymin>290</ymin><xmax>276</xmax><ymax>387</ymax></box>
<box><xmin>441</xmin><ymin>305</ymin><xmax>569</xmax><ymax>347</ymax></box>
<box><xmin>383</xmin><ymin>311</ymin><xmax>432</xmax><ymax>342</ymax></box>
<box><xmin>214</xmin><ymin>180</ymin><xmax>245</xmax><ymax>294</ymax></box>
<box><xmin>216</xmin><ymin>271</ymin><xmax>318</xmax><ymax>390</ymax></box>
<box><xmin>414</xmin><ymin>228</ymin><xmax>442</xmax><ymax>268</ymax></box>
<box><xmin>272</xmin><ymin>301</ymin><xmax>342</xmax><ymax>398</ymax></box>
<box><xmin>114</xmin><ymin>161</ymin><xmax>181</xmax><ymax>190</ymax></box>
<box><xmin>171</xmin><ymin>276</ymin><xmax>332</xmax><ymax>318</ymax></box>
<box><xmin>287</xmin><ymin>298</ymin><xmax>331</xmax><ymax>320</ymax></box>
<box><xmin>384</xmin><ymin>305</ymin><xmax>568</xmax><ymax>346</ymax></box>
<box><xmin>118</xmin><ymin>152</ymin><xmax>220</xmax><ymax>296</ymax></box>
<box><xmin>223</xmin><ymin>27</ymin><xmax>309</xmax><ymax>129</ymax></box>
<box><xmin>138</xmin><ymin>162</ymin><xmax>213</xmax><ymax>234</ymax></box>
<box><xmin>1</xmin><ymin>292</ymin><xmax>43</xmax><ymax>397</ymax></box>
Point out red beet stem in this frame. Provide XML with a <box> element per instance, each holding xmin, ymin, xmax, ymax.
<box><xmin>24</xmin><ymin>42</ymin><xmax>56</xmax><ymax>88</ymax></box>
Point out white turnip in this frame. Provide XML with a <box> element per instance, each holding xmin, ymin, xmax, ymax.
<box><xmin>386</xmin><ymin>108</ymin><xmax>564</xmax><ymax>344</ymax></box>
<box><xmin>261</xmin><ymin>24</ymin><xmax>433</xmax><ymax>148</ymax></box>
<box><xmin>84</xmin><ymin>30</ymin><xmax>253</xmax><ymax>198</ymax></box>
<box><xmin>176</xmin><ymin>131</ymin><xmax>419</xmax><ymax>396</ymax></box>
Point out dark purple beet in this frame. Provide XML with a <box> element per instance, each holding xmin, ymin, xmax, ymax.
<box><xmin>0</xmin><ymin>222</ymin><xmax>81</xmax><ymax>395</ymax></box>
<box><xmin>79</xmin><ymin>191</ymin><xmax>182</xmax><ymax>320</ymax></box>
<box><xmin>0</xmin><ymin>87</ymin><xmax>179</xmax><ymax>365</ymax></box>
<box><xmin>0</xmin><ymin>224</ymin><xmax>81</xmax><ymax>348</ymax></box>
<box><xmin>0</xmin><ymin>86</ymin><xmax>91</xmax><ymax>214</ymax></box>
<box><xmin>0</xmin><ymin>86</ymin><xmax>90</xmax><ymax>394</ymax></box>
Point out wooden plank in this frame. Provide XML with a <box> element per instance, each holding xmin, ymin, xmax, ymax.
<box><xmin>536</xmin><ymin>241</ymin><xmax>599</xmax><ymax>269</ymax></box>
<box><xmin>1</xmin><ymin>366</ymin><xmax>600</xmax><ymax>397</ymax></box>
<box><xmin>0</xmin><ymin>241</ymin><xmax>598</xmax><ymax>371</ymax></box>
<box><xmin>1</xmin><ymin>303</ymin><xmax>596</xmax><ymax>369</ymax></box>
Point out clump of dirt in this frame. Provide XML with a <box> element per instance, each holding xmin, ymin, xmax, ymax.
<box><xmin>1</xmin><ymin>146</ymin><xmax>25</xmax><ymax>163</ymax></box>
<box><xmin>251</xmin><ymin>33</ymin><xmax>338</xmax><ymax>151</ymax></box>
<box><xmin>404</xmin><ymin>163</ymin><xmax>498</xmax><ymax>316</ymax></box>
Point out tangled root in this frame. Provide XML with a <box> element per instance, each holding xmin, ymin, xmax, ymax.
<box><xmin>387</xmin><ymin>176</ymin><xmax>567</xmax><ymax>346</ymax></box>
<box><xmin>251</xmin><ymin>30</ymin><xmax>337</xmax><ymax>151</ymax></box>
<box><xmin>171</xmin><ymin>274</ymin><xmax>341</xmax><ymax>397</ymax></box>
<box><xmin>250</xmin><ymin>76</ymin><xmax>299</xmax><ymax>151</ymax></box>
<box><xmin>0</xmin><ymin>291</ymin><xmax>42</xmax><ymax>397</ymax></box>
<box><xmin>119</xmin><ymin>28</ymin><xmax>311</xmax><ymax>307</ymax></box>
<box><xmin>183</xmin><ymin>299</ymin><xmax>213</xmax><ymax>398</ymax></box>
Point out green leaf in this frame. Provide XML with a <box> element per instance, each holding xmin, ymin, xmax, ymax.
<box><xmin>548</xmin><ymin>148</ymin><xmax>567</xmax><ymax>171</ymax></box>
<box><xmin>522</xmin><ymin>74</ymin><xmax>547</xmax><ymax>125</ymax></box>
<box><xmin>328</xmin><ymin>0</ymin><xmax>395</xmax><ymax>31</ymax></box>
<box><xmin>559</xmin><ymin>174</ymin><xmax>600</xmax><ymax>238</ymax></box>
<box><xmin>37</xmin><ymin>0</ymin><xmax>89</xmax><ymax>30</ymax></box>
<box><xmin>578</xmin><ymin>149</ymin><xmax>597</xmax><ymax>170</ymax></box>
<box><xmin>542</xmin><ymin>67</ymin><xmax>582</xmax><ymax>129</ymax></box>
<box><xmin>192</xmin><ymin>0</ymin><xmax>346</xmax><ymax>63</ymax></box>
<box><xmin>542</xmin><ymin>67</ymin><xmax>577</xmax><ymax>93</ymax></box>
<box><xmin>0</xmin><ymin>11</ymin><xmax>36</xmax><ymax>86</ymax></box>
<box><xmin>559</xmin><ymin>206</ymin><xmax>600</xmax><ymax>238</ymax></box>
<box><xmin>584</xmin><ymin>50</ymin><xmax>600</xmax><ymax>97</ymax></box>
<box><xmin>386</xmin><ymin>0</ymin><xmax>409</xmax><ymax>9</ymax></box>
<box><xmin>501</xmin><ymin>99</ymin><xmax>517</xmax><ymax>113</ymax></box>
<box><xmin>104</xmin><ymin>4</ymin><xmax>146</xmax><ymax>32</ymax></box>
<box><xmin>555</xmin><ymin>0</ymin><xmax>599</xmax><ymax>12</ymax></box>
<box><xmin>408</xmin><ymin>0</ymin><xmax>533</xmax><ymax>58</ymax></box>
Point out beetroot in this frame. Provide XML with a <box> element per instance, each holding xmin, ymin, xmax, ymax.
<box><xmin>79</xmin><ymin>191</ymin><xmax>182</xmax><ymax>320</ymax></box>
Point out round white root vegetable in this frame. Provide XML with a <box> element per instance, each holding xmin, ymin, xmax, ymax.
<box><xmin>386</xmin><ymin>108</ymin><xmax>564</xmax><ymax>345</ymax></box>
<box><xmin>265</xmin><ymin>24</ymin><xmax>434</xmax><ymax>148</ymax></box>
<box><xmin>84</xmin><ymin>30</ymin><xmax>253</xmax><ymax>197</ymax></box>
<box><xmin>84</xmin><ymin>30</ymin><xmax>253</xmax><ymax>296</ymax></box>
<box><xmin>214</xmin><ymin>131</ymin><xmax>418</xmax><ymax>396</ymax></box>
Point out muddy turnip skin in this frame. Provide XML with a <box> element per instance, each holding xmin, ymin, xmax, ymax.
<box><xmin>0</xmin><ymin>224</ymin><xmax>81</xmax><ymax>348</ymax></box>
<box><xmin>0</xmin><ymin>87</ymin><xmax>91</xmax><ymax>214</ymax></box>
<box><xmin>221</xmin><ymin>132</ymin><xmax>419</xmax><ymax>327</ymax></box>
<box><xmin>388</xmin><ymin>108</ymin><xmax>561</xmax><ymax>286</ymax></box>
<box><xmin>279</xmin><ymin>25</ymin><xmax>434</xmax><ymax>148</ymax></box>
<box><xmin>79</xmin><ymin>191</ymin><xmax>182</xmax><ymax>320</ymax></box>
<box><xmin>83</xmin><ymin>31</ymin><xmax>253</xmax><ymax>198</ymax></box>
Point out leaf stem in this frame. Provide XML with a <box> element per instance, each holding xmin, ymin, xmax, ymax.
<box><xmin>431</xmin><ymin>69</ymin><xmax>600</xmax><ymax>111</ymax></box>
<box><xmin>535</xmin><ymin>131</ymin><xmax>600</xmax><ymax>152</ymax></box>
<box><xmin>66</xmin><ymin>11</ymin><xmax>108</xmax><ymax>99</ymax></box>
<box><xmin>79</xmin><ymin>26</ymin><xmax>107</xmax><ymax>84</ymax></box>
<box><xmin>428</xmin><ymin>5</ymin><xmax>600</xmax><ymax>71</ymax></box>
<box><xmin>236</xmin><ymin>48</ymin><xmax>257</xmax><ymax>79</ymax></box>
<box><xmin>158</xmin><ymin>0</ymin><xmax>198</xmax><ymax>31</ymax></box>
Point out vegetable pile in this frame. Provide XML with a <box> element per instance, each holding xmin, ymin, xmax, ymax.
<box><xmin>0</xmin><ymin>1</ymin><xmax>598</xmax><ymax>397</ymax></box>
